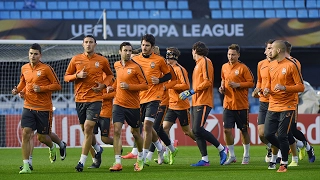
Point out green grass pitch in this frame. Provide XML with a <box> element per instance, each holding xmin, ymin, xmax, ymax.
<box><xmin>0</xmin><ymin>145</ymin><xmax>319</xmax><ymax>180</ymax></box>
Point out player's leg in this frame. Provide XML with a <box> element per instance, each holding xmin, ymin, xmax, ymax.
<box><xmin>257</xmin><ymin>102</ymin><xmax>272</xmax><ymax>162</ymax></box>
<box><xmin>234</xmin><ymin>109</ymin><xmax>250</xmax><ymax>164</ymax></box>
<box><xmin>88</xmin><ymin>120</ymin><xmax>99</xmax><ymax>168</ymax></box>
<box><xmin>49</xmin><ymin>132</ymin><xmax>67</xmax><ymax>160</ymax></box>
<box><xmin>19</xmin><ymin>131</ymin><xmax>35</xmax><ymax>171</ymax></box>
<box><xmin>223</xmin><ymin>109</ymin><xmax>237</xmax><ymax>165</ymax></box>
<box><xmin>178</xmin><ymin>109</ymin><xmax>196</xmax><ymax>141</ymax></box>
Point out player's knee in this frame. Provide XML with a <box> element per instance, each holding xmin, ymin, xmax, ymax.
<box><xmin>240</xmin><ymin>127</ymin><xmax>248</xmax><ymax>133</ymax></box>
<box><xmin>224</xmin><ymin>128</ymin><xmax>232</xmax><ymax>135</ymax></box>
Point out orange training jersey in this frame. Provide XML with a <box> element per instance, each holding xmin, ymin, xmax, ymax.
<box><xmin>287</xmin><ymin>56</ymin><xmax>302</xmax><ymax>104</ymax></box>
<box><xmin>192</xmin><ymin>57</ymin><xmax>214</xmax><ymax>107</ymax></box>
<box><xmin>113</xmin><ymin>60</ymin><xmax>148</xmax><ymax>109</ymax></box>
<box><xmin>160</xmin><ymin>64</ymin><xmax>177</xmax><ymax>106</ymax></box>
<box><xmin>17</xmin><ymin>62</ymin><xmax>61</xmax><ymax>111</ymax></box>
<box><xmin>256</xmin><ymin>59</ymin><xmax>270</xmax><ymax>102</ymax></box>
<box><xmin>100</xmin><ymin>78</ymin><xmax>115</xmax><ymax>118</ymax></box>
<box><xmin>266</xmin><ymin>58</ymin><xmax>304</xmax><ymax>112</ymax></box>
<box><xmin>132</xmin><ymin>53</ymin><xmax>170</xmax><ymax>104</ymax></box>
<box><xmin>64</xmin><ymin>53</ymin><xmax>114</xmax><ymax>103</ymax></box>
<box><xmin>221</xmin><ymin>61</ymin><xmax>254</xmax><ymax>110</ymax></box>
<box><xmin>169</xmin><ymin>63</ymin><xmax>190</xmax><ymax>110</ymax></box>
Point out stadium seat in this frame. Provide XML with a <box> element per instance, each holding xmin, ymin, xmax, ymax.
<box><xmin>0</xmin><ymin>11</ymin><xmax>9</xmax><ymax>19</ymax></box>
<box><xmin>139</xmin><ymin>10</ymin><xmax>149</xmax><ymax>19</ymax></box>
<box><xmin>68</xmin><ymin>1</ymin><xmax>78</xmax><ymax>10</ymax></box>
<box><xmin>160</xmin><ymin>10</ymin><xmax>170</xmax><ymax>19</ymax></box>
<box><xmin>47</xmin><ymin>1</ymin><xmax>57</xmax><ymax>10</ymax></box>
<box><xmin>318</xmin><ymin>0</ymin><xmax>320</xmax><ymax>8</ymax></box>
<box><xmin>57</xmin><ymin>1</ymin><xmax>68</xmax><ymax>10</ymax></box>
<box><xmin>89</xmin><ymin>1</ymin><xmax>100</xmax><ymax>10</ymax></box>
<box><xmin>0</xmin><ymin>2</ymin><xmax>4</xmax><ymax>10</ymax></box>
<box><xmin>133</xmin><ymin>1</ymin><xmax>144</xmax><ymax>10</ymax></box>
<box><xmin>155</xmin><ymin>1</ymin><xmax>166</xmax><ymax>9</ymax></box>
<box><xmin>145</xmin><ymin>1</ymin><xmax>155</xmax><ymax>9</ymax></box>
<box><xmin>233</xmin><ymin>10</ymin><xmax>244</xmax><ymax>18</ymax></box>
<box><xmin>211</xmin><ymin>10</ymin><xmax>222</xmax><ymax>18</ymax></box>
<box><xmin>295</xmin><ymin>0</ymin><xmax>305</xmax><ymax>8</ymax></box>
<box><xmin>15</xmin><ymin>1</ymin><xmax>25</xmax><ymax>9</ymax></box>
<box><xmin>9</xmin><ymin>11</ymin><xmax>20</xmax><ymax>19</ymax></box>
<box><xmin>150</xmin><ymin>10</ymin><xmax>160</xmax><ymax>19</ymax></box>
<box><xmin>209</xmin><ymin>1</ymin><xmax>220</xmax><ymax>9</ymax></box>
<box><xmin>273</xmin><ymin>0</ymin><xmax>284</xmax><ymax>8</ymax></box>
<box><xmin>31</xmin><ymin>11</ymin><xmax>41</xmax><ymax>19</ymax></box>
<box><xmin>167</xmin><ymin>1</ymin><xmax>178</xmax><ymax>9</ymax></box>
<box><xmin>128</xmin><ymin>10</ymin><xmax>139</xmax><ymax>19</ymax></box>
<box><xmin>171</xmin><ymin>10</ymin><xmax>182</xmax><ymax>18</ymax></box>
<box><xmin>276</xmin><ymin>10</ymin><xmax>286</xmax><ymax>18</ymax></box>
<box><xmin>284</xmin><ymin>0</ymin><xmax>295</xmax><ymax>8</ymax></box>
<box><xmin>253</xmin><ymin>1</ymin><xmax>263</xmax><ymax>8</ymax></box>
<box><xmin>222</xmin><ymin>10</ymin><xmax>233</xmax><ymax>18</ymax></box>
<box><xmin>221</xmin><ymin>1</ymin><xmax>231</xmax><ymax>9</ymax></box>
<box><xmin>250</xmin><ymin>105</ymin><xmax>260</xmax><ymax>113</ymax></box>
<box><xmin>309</xmin><ymin>9</ymin><xmax>319</xmax><ymax>18</ymax></box>
<box><xmin>78</xmin><ymin>1</ymin><xmax>88</xmax><ymax>10</ymax></box>
<box><xmin>20</xmin><ymin>11</ymin><xmax>31</xmax><ymax>19</ymax></box>
<box><xmin>85</xmin><ymin>11</ymin><xmax>95</xmax><ymax>19</ymax></box>
<box><xmin>263</xmin><ymin>0</ymin><xmax>274</xmax><ymax>9</ymax></box>
<box><xmin>244</xmin><ymin>10</ymin><xmax>254</xmax><ymax>18</ymax></box>
<box><xmin>243</xmin><ymin>1</ymin><xmax>253</xmax><ymax>8</ymax></box>
<box><xmin>95</xmin><ymin>10</ymin><xmax>103</xmax><ymax>19</ymax></box>
<box><xmin>178</xmin><ymin>1</ymin><xmax>189</xmax><ymax>9</ymax></box>
<box><xmin>110</xmin><ymin>1</ymin><xmax>121</xmax><ymax>9</ymax></box>
<box><xmin>107</xmin><ymin>11</ymin><xmax>117</xmax><ymax>19</ymax></box>
<box><xmin>182</xmin><ymin>10</ymin><xmax>192</xmax><ymax>18</ymax></box>
<box><xmin>118</xmin><ymin>11</ymin><xmax>128</xmax><ymax>19</ymax></box>
<box><xmin>306</xmin><ymin>1</ymin><xmax>317</xmax><ymax>8</ymax></box>
<box><xmin>52</xmin><ymin>11</ymin><xmax>62</xmax><ymax>19</ymax></box>
<box><xmin>214</xmin><ymin>106</ymin><xmax>224</xmax><ymax>114</ymax></box>
<box><xmin>100</xmin><ymin>1</ymin><xmax>111</xmax><ymax>9</ymax></box>
<box><xmin>297</xmin><ymin>9</ymin><xmax>308</xmax><ymax>18</ymax></box>
<box><xmin>4</xmin><ymin>1</ymin><xmax>15</xmax><ymax>10</ymax></box>
<box><xmin>232</xmin><ymin>1</ymin><xmax>242</xmax><ymax>9</ymax></box>
<box><xmin>36</xmin><ymin>1</ymin><xmax>47</xmax><ymax>10</ymax></box>
<box><xmin>287</xmin><ymin>9</ymin><xmax>297</xmax><ymax>18</ymax></box>
<box><xmin>63</xmin><ymin>11</ymin><xmax>74</xmax><ymax>19</ymax></box>
<box><xmin>74</xmin><ymin>11</ymin><xmax>84</xmax><ymax>19</ymax></box>
<box><xmin>265</xmin><ymin>9</ymin><xmax>276</xmax><ymax>18</ymax></box>
<box><xmin>42</xmin><ymin>11</ymin><xmax>52</xmax><ymax>19</ymax></box>
<box><xmin>122</xmin><ymin>1</ymin><xmax>132</xmax><ymax>10</ymax></box>
<box><xmin>254</xmin><ymin>10</ymin><xmax>265</xmax><ymax>18</ymax></box>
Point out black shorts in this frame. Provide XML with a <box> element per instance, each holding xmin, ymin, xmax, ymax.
<box><xmin>140</xmin><ymin>101</ymin><xmax>160</xmax><ymax>122</ymax></box>
<box><xmin>257</xmin><ymin>102</ymin><xmax>269</xmax><ymax>125</ymax></box>
<box><xmin>21</xmin><ymin>108</ymin><xmax>52</xmax><ymax>134</ymax></box>
<box><xmin>112</xmin><ymin>104</ymin><xmax>141</xmax><ymax>128</ymax></box>
<box><xmin>93</xmin><ymin>117</ymin><xmax>111</xmax><ymax>137</ymax></box>
<box><xmin>164</xmin><ymin>108</ymin><xmax>190</xmax><ymax>127</ymax></box>
<box><xmin>223</xmin><ymin>109</ymin><xmax>249</xmax><ymax>131</ymax></box>
<box><xmin>76</xmin><ymin>101</ymin><xmax>102</xmax><ymax>124</ymax></box>
<box><xmin>265</xmin><ymin>110</ymin><xmax>295</xmax><ymax>138</ymax></box>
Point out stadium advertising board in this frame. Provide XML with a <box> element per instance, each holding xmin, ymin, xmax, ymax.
<box><xmin>0</xmin><ymin>19</ymin><xmax>319</xmax><ymax>48</ymax></box>
<box><xmin>4</xmin><ymin>114</ymin><xmax>320</xmax><ymax>147</ymax></box>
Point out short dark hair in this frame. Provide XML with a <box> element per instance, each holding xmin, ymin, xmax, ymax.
<box><xmin>141</xmin><ymin>34</ymin><xmax>155</xmax><ymax>46</ymax></box>
<box><xmin>283</xmin><ymin>41</ymin><xmax>292</xmax><ymax>53</ymax></box>
<box><xmin>166</xmin><ymin>47</ymin><xmax>181</xmax><ymax>57</ymax></box>
<box><xmin>30</xmin><ymin>43</ymin><xmax>42</xmax><ymax>54</ymax></box>
<box><xmin>228</xmin><ymin>44</ymin><xmax>240</xmax><ymax>53</ymax></box>
<box><xmin>265</xmin><ymin>39</ymin><xmax>275</xmax><ymax>47</ymax></box>
<box><xmin>132</xmin><ymin>48</ymin><xmax>141</xmax><ymax>54</ymax></box>
<box><xmin>83</xmin><ymin>35</ymin><xmax>96</xmax><ymax>43</ymax></box>
<box><xmin>192</xmin><ymin>41</ymin><xmax>208</xmax><ymax>56</ymax></box>
<box><xmin>119</xmin><ymin>42</ymin><xmax>132</xmax><ymax>51</ymax></box>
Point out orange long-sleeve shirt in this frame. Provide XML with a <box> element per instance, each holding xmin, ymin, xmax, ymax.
<box><xmin>64</xmin><ymin>53</ymin><xmax>114</xmax><ymax>102</ymax></box>
<box><xmin>132</xmin><ymin>53</ymin><xmax>170</xmax><ymax>104</ymax></box>
<box><xmin>112</xmin><ymin>60</ymin><xmax>148</xmax><ymax>109</ymax></box>
<box><xmin>256</xmin><ymin>59</ymin><xmax>270</xmax><ymax>102</ymax></box>
<box><xmin>160</xmin><ymin>64</ymin><xmax>177</xmax><ymax>106</ymax></box>
<box><xmin>266</xmin><ymin>58</ymin><xmax>304</xmax><ymax>112</ymax></box>
<box><xmin>192</xmin><ymin>57</ymin><xmax>214</xmax><ymax>107</ymax></box>
<box><xmin>100</xmin><ymin>78</ymin><xmax>115</xmax><ymax>118</ymax></box>
<box><xmin>169</xmin><ymin>63</ymin><xmax>190</xmax><ymax>110</ymax></box>
<box><xmin>221</xmin><ymin>61</ymin><xmax>254</xmax><ymax>110</ymax></box>
<box><xmin>16</xmin><ymin>62</ymin><xmax>61</xmax><ymax>111</ymax></box>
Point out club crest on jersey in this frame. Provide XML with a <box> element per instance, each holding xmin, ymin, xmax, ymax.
<box><xmin>37</xmin><ymin>70</ymin><xmax>41</xmax><ymax>77</ymax></box>
<box><xmin>127</xmin><ymin>68</ymin><xmax>132</xmax><ymax>74</ymax></box>
<box><xmin>234</xmin><ymin>70</ymin><xmax>239</xmax><ymax>76</ymax></box>
<box><xmin>95</xmin><ymin>61</ymin><xmax>99</xmax><ymax>68</ymax></box>
<box><xmin>150</xmin><ymin>62</ymin><xmax>155</xmax><ymax>69</ymax></box>
<box><xmin>282</xmin><ymin>68</ymin><xmax>287</xmax><ymax>74</ymax></box>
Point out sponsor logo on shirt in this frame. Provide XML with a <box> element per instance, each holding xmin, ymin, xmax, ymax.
<box><xmin>282</xmin><ymin>68</ymin><xmax>286</xmax><ymax>74</ymax></box>
<box><xmin>127</xmin><ymin>68</ymin><xmax>132</xmax><ymax>74</ymax></box>
<box><xmin>150</xmin><ymin>62</ymin><xmax>155</xmax><ymax>69</ymax></box>
<box><xmin>235</xmin><ymin>69</ymin><xmax>239</xmax><ymax>76</ymax></box>
<box><xmin>95</xmin><ymin>61</ymin><xmax>100</xmax><ymax>68</ymax></box>
<box><xmin>37</xmin><ymin>70</ymin><xmax>41</xmax><ymax>77</ymax></box>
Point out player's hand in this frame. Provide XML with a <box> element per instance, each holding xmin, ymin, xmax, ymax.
<box><xmin>274</xmin><ymin>84</ymin><xmax>286</xmax><ymax>91</ymax></box>
<box><xmin>228</xmin><ymin>81</ymin><xmax>240</xmax><ymax>88</ymax></box>
<box><xmin>33</xmin><ymin>84</ymin><xmax>41</xmax><ymax>92</ymax></box>
<box><xmin>120</xmin><ymin>82</ymin><xmax>129</xmax><ymax>90</ymax></box>
<box><xmin>106</xmin><ymin>86</ymin><xmax>114</xmax><ymax>93</ymax></box>
<box><xmin>19</xmin><ymin>91</ymin><xmax>25</xmax><ymax>99</ymax></box>
<box><xmin>218</xmin><ymin>86</ymin><xmax>225</xmax><ymax>94</ymax></box>
<box><xmin>252</xmin><ymin>88</ymin><xmax>261</xmax><ymax>98</ymax></box>
<box><xmin>92</xmin><ymin>81</ymin><xmax>106</xmax><ymax>93</ymax></box>
<box><xmin>263</xmin><ymin>88</ymin><xmax>270</xmax><ymax>96</ymax></box>
<box><xmin>179</xmin><ymin>89</ymin><xmax>195</xmax><ymax>100</ymax></box>
<box><xmin>76</xmin><ymin>66</ymin><xmax>87</xmax><ymax>79</ymax></box>
<box><xmin>151</xmin><ymin>76</ymin><xmax>159</xmax><ymax>84</ymax></box>
<box><xmin>12</xmin><ymin>86</ymin><xmax>18</xmax><ymax>95</ymax></box>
